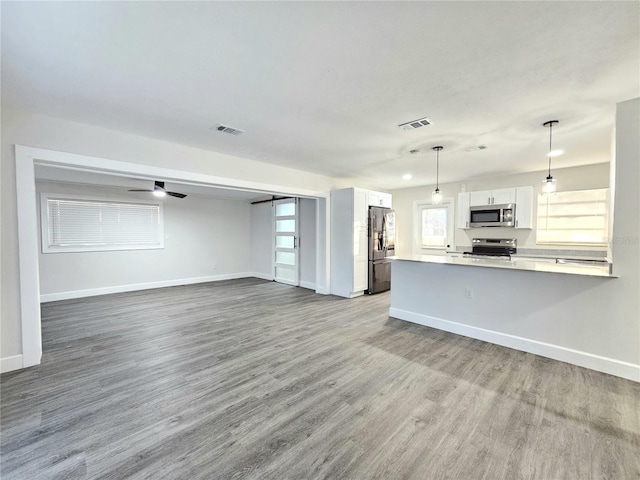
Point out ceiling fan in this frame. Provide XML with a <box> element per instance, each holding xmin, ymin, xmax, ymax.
<box><xmin>129</xmin><ymin>181</ymin><xmax>187</xmax><ymax>198</ymax></box>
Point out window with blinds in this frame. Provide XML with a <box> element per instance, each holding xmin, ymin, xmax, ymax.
<box><xmin>536</xmin><ymin>188</ymin><xmax>609</xmax><ymax>245</ymax></box>
<box><xmin>41</xmin><ymin>194</ymin><xmax>164</xmax><ymax>253</ymax></box>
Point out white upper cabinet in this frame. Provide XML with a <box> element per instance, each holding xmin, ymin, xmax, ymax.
<box><xmin>457</xmin><ymin>192</ymin><xmax>471</xmax><ymax>229</ymax></box>
<box><xmin>515</xmin><ymin>186</ymin><xmax>534</xmax><ymax>229</ymax></box>
<box><xmin>491</xmin><ymin>188</ymin><xmax>517</xmax><ymax>205</ymax></box>
<box><xmin>368</xmin><ymin>190</ymin><xmax>392</xmax><ymax>208</ymax></box>
<box><xmin>469</xmin><ymin>191</ymin><xmax>491</xmax><ymax>206</ymax></box>
<box><xmin>469</xmin><ymin>188</ymin><xmax>516</xmax><ymax>206</ymax></box>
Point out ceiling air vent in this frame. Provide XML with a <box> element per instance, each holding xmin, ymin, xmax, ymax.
<box><xmin>213</xmin><ymin>124</ymin><xmax>244</xmax><ymax>136</ymax></box>
<box><xmin>398</xmin><ymin>117</ymin><xmax>432</xmax><ymax>131</ymax></box>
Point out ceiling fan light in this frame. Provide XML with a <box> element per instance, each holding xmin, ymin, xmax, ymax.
<box><xmin>152</xmin><ymin>190</ymin><xmax>167</xmax><ymax>197</ymax></box>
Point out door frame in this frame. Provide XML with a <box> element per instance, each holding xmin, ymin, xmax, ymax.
<box><xmin>14</xmin><ymin>145</ymin><xmax>330</xmax><ymax>369</ymax></box>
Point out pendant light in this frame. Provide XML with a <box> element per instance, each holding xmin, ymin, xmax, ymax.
<box><xmin>542</xmin><ymin>120</ymin><xmax>559</xmax><ymax>194</ymax></box>
<box><xmin>432</xmin><ymin>146</ymin><xmax>444</xmax><ymax>204</ymax></box>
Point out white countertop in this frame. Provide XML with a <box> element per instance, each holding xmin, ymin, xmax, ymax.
<box><xmin>391</xmin><ymin>254</ymin><xmax>615</xmax><ymax>278</ymax></box>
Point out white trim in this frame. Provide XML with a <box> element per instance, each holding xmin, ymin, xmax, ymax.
<box><xmin>316</xmin><ymin>196</ymin><xmax>331</xmax><ymax>295</ymax></box>
<box><xmin>251</xmin><ymin>272</ymin><xmax>275</xmax><ymax>281</ymax></box>
<box><xmin>40</xmin><ymin>273</ymin><xmax>258</xmax><ymax>302</ymax></box>
<box><xmin>16</xmin><ymin>146</ymin><xmax>42</xmax><ymax>368</ymax></box>
<box><xmin>299</xmin><ymin>280</ymin><xmax>316</xmax><ymax>290</ymax></box>
<box><xmin>23</xmin><ymin>146</ymin><xmax>327</xmax><ymax>199</ymax></box>
<box><xmin>14</xmin><ymin>145</ymin><xmax>331</xmax><ymax>371</ymax></box>
<box><xmin>389</xmin><ymin>307</ymin><xmax>640</xmax><ymax>382</ymax></box>
<box><xmin>1</xmin><ymin>355</ymin><xmax>24</xmax><ymax>373</ymax></box>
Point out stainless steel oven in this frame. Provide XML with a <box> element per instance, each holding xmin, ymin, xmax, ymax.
<box><xmin>469</xmin><ymin>204</ymin><xmax>515</xmax><ymax>228</ymax></box>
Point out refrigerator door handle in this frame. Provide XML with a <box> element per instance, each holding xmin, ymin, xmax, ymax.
<box><xmin>381</xmin><ymin>214</ymin><xmax>387</xmax><ymax>254</ymax></box>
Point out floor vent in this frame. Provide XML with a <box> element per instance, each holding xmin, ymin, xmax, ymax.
<box><xmin>214</xmin><ymin>124</ymin><xmax>244</xmax><ymax>136</ymax></box>
<box><xmin>398</xmin><ymin>117</ymin><xmax>431</xmax><ymax>131</ymax></box>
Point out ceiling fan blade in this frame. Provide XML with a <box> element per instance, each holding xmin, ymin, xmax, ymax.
<box><xmin>167</xmin><ymin>191</ymin><xmax>187</xmax><ymax>198</ymax></box>
<box><xmin>129</xmin><ymin>181</ymin><xmax>185</xmax><ymax>198</ymax></box>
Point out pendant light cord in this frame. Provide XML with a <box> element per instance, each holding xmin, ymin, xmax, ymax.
<box><xmin>436</xmin><ymin>149</ymin><xmax>439</xmax><ymax>190</ymax></box>
<box><xmin>548</xmin><ymin>122</ymin><xmax>553</xmax><ymax>177</ymax></box>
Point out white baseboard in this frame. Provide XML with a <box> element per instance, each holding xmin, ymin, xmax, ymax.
<box><xmin>299</xmin><ymin>280</ymin><xmax>316</xmax><ymax>291</ymax></box>
<box><xmin>389</xmin><ymin>307</ymin><xmax>640</xmax><ymax>383</ymax></box>
<box><xmin>251</xmin><ymin>272</ymin><xmax>275</xmax><ymax>281</ymax></box>
<box><xmin>1</xmin><ymin>355</ymin><xmax>24</xmax><ymax>373</ymax></box>
<box><xmin>40</xmin><ymin>273</ymin><xmax>257</xmax><ymax>302</ymax></box>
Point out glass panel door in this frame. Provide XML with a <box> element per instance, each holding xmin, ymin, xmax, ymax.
<box><xmin>273</xmin><ymin>198</ymin><xmax>299</xmax><ymax>286</ymax></box>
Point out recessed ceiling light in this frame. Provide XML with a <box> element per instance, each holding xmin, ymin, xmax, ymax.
<box><xmin>402</xmin><ymin>174</ymin><xmax>412</xmax><ymax>180</ymax></box>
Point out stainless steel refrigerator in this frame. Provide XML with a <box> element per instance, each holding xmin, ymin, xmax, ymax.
<box><xmin>367</xmin><ymin>206</ymin><xmax>395</xmax><ymax>294</ymax></box>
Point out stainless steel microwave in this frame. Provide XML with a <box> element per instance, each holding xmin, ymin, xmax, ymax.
<box><xmin>469</xmin><ymin>204</ymin><xmax>515</xmax><ymax>227</ymax></box>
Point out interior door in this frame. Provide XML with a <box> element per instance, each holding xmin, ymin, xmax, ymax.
<box><xmin>273</xmin><ymin>198</ymin><xmax>299</xmax><ymax>286</ymax></box>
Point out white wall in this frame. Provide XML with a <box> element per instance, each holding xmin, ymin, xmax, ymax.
<box><xmin>299</xmin><ymin>198</ymin><xmax>317</xmax><ymax>289</ymax></box>
<box><xmin>390</xmin><ymin>163</ymin><xmax>610</xmax><ymax>257</ymax></box>
<box><xmin>36</xmin><ymin>181</ymin><xmax>251</xmax><ymax>299</ymax></box>
<box><xmin>250</xmin><ymin>202</ymin><xmax>273</xmax><ymax>279</ymax></box>
<box><xmin>390</xmin><ymin>98</ymin><xmax>639</xmax><ymax>381</ymax></box>
<box><xmin>1</xmin><ymin>105</ymin><xmax>338</xmax><ymax>361</ymax></box>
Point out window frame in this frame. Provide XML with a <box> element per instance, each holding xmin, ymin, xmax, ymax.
<box><xmin>40</xmin><ymin>193</ymin><xmax>165</xmax><ymax>254</ymax></box>
<box><xmin>413</xmin><ymin>198</ymin><xmax>455</xmax><ymax>254</ymax></box>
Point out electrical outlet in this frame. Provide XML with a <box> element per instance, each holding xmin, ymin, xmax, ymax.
<box><xmin>465</xmin><ymin>288</ymin><xmax>473</xmax><ymax>299</ymax></box>
<box><xmin>212</xmin><ymin>263</ymin><xmax>217</xmax><ymax>271</ymax></box>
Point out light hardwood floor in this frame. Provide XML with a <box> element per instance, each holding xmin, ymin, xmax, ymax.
<box><xmin>2</xmin><ymin>278</ymin><xmax>639</xmax><ymax>479</ymax></box>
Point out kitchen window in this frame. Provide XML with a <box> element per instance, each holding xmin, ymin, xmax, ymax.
<box><xmin>41</xmin><ymin>194</ymin><xmax>164</xmax><ymax>253</ymax></box>
<box><xmin>414</xmin><ymin>199</ymin><xmax>454</xmax><ymax>252</ymax></box>
<box><xmin>536</xmin><ymin>188</ymin><xmax>609</xmax><ymax>245</ymax></box>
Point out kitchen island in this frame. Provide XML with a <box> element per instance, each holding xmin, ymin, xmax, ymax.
<box><xmin>388</xmin><ymin>256</ymin><xmax>638</xmax><ymax>381</ymax></box>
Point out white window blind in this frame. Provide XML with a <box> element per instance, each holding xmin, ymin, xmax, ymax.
<box><xmin>42</xmin><ymin>195</ymin><xmax>164</xmax><ymax>253</ymax></box>
<box><xmin>536</xmin><ymin>188</ymin><xmax>609</xmax><ymax>245</ymax></box>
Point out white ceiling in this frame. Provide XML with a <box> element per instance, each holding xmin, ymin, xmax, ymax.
<box><xmin>3</xmin><ymin>2</ymin><xmax>639</xmax><ymax>190</ymax></box>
